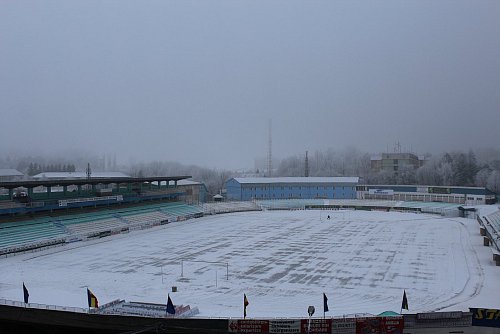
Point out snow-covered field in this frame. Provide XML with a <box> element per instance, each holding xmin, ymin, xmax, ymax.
<box><xmin>0</xmin><ymin>210</ymin><xmax>498</xmax><ymax>318</ymax></box>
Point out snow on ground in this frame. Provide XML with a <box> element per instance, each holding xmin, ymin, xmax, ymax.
<box><xmin>0</xmin><ymin>210</ymin><xmax>498</xmax><ymax>318</ymax></box>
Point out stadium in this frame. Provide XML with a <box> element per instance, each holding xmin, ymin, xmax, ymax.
<box><xmin>0</xmin><ymin>175</ymin><xmax>499</xmax><ymax>333</ymax></box>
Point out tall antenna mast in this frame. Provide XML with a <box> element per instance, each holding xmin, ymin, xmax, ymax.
<box><xmin>267</xmin><ymin>119</ymin><xmax>272</xmax><ymax>177</ymax></box>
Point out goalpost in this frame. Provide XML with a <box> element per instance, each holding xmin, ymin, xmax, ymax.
<box><xmin>180</xmin><ymin>260</ymin><xmax>229</xmax><ymax>281</ymax></box>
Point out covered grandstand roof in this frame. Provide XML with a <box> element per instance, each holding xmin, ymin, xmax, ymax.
<box><xmin>0</xmin><ymin>176</ymin><xmax>192</xmax><ymax>189</ymax></box>
<box><xmin>232</xmin><ymin>177</ymin><xmax>359</xmax><ymax>184</ymax></box>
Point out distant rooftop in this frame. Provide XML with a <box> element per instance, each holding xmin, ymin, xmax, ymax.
<box><xmin>32</xmin><ymin>172</ymin><xmax>130</xmax><ymax>179</ymax></box>
<box><xmin>0</xmin><ymin>169</ymin><xmax>23</xmax><ymax>177</ymax></box>
<box><xmin>177</xmin><ymin>179</ymin><xmax>203</xmax><ymax>186</ymax></box>
<box><xmin>232</xmin><ymin>177</ymin><xmax>359</xmax><ymax>184</ymax></box>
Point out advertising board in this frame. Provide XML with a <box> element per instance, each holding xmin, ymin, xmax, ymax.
<box><xmin>368</xmin><ymin>189</ymin><xmax>394</xmax><ymax>196</ymax></box>
<box><xmin>332</xmin><ymin>318</ymin><xmax>356</xmax><ymax>334</ymax></box>
<box><xmin>356</xmin><ymin>317</ymin><xmax>403</xmax><ymax>334</ymax></box>
<box><xmin>470</xmin><ymin>308</ymin><xmax>500</xmax><ymax>328</ymax></box>
<box><xmin>300</xmin><ymin>319</ymin><xmax>331</xmax><ymax>333</ymax></box>
<box><xmin>228</xmin><ymin>320</ymin><xmax>270</xmax><ymax>333</ymax></box>
<box><xmin>269</xmin><ymin>319</ymin><xmax>300</xmax><ymax>334</ymax></box>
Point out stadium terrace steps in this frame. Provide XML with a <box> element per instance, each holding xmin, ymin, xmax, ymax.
<box><xmin>0</xmin><ymin>202</ymin><xmax>203</xmax><ymax>255</ymax></box>
<box><xmin>64</xmin><ymin>218</ymin><xmax>126</xmax><ymax>235</ymax></box>
<box><xmin>0</xmin><ymin>222</ymin><xmax>67</xmax><ymax>249</ymax></box>
<box><xmin>486</xmin><ymin>210</ymin><xmax>500</xmax><ymax>231</ymax></box>
<box><xmin>203</xmin><ymin>201</ymin><xmax>261</xmax><ymax>214</ymax></box>
<box><xmin>121</xmin><ymin>211</ymin><xmax>170</xmax><ymax>225</ymax></box>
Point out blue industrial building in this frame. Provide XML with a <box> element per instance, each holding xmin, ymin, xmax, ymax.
<box><xmin>225</xmin><ymin>177</ymin><xmax>359</xmax><ymax>201</ymax></box>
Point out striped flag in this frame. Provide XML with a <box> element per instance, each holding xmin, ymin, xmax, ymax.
<box><xmin>87</xmin><ymin>288</ymin><xmax>99</xmax><ymax>308</ymax></box>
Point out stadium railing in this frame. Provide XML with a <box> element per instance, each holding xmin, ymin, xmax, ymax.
<box><xmin>0</xmin><ymin>298</ymin><xmax>87</xmax><ymax>313</ymax></box>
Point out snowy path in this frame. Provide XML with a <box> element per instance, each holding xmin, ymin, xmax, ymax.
<box><xmin>0</xmin><ymin>210</ymin><xmax>498</xmax><ymax>317</ymax></box>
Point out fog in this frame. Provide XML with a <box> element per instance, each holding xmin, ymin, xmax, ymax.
<box><xmin>1</xmin><ymin>1</ymin><xmax>499</xmax><ymax>170</ymax></box>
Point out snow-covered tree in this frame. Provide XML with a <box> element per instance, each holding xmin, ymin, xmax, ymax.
<box><xmin>475</xmin><ymin>168</ymin><xmax>491</xmax><ymax>187</ymax></box>
<box><xmin>487</xmin><ymin>170</ymin><xmax>500</xmax><ymax>193</ymax></box>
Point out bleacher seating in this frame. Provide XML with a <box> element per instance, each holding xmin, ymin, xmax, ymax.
<box><xmin>256</xmin><ymin>199</ymin><xmax>461</xmax><ymax>216</ymax></box>
<box><xmin>0</xmin><ymin>219</ymin><xmax>68</xmax><ymax>254</ymax></box>
<box><xmin>203</xmin><ymin>201</ymin><xmax>261</xmax><ymax>214</ymax></box>
<box><xmin>121</xmin><ymin>211</ymin><xmax>171</xmax><ymax>225</ymax></box>
<box><xmin>0</xmin><ymin>201</ymin><xmax>203</xmax><ymax>255</ymax></box>
<box><xmin>64</xmin><ymin>218</ymin><xmax>126</xmax><ymax>235</ymax></box>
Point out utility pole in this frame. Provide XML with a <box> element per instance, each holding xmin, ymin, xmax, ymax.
<box><xmin>86</xmin><ymin>163</ymin><xmax>91</xmax><ymax>180</ymax></box>
<box><xmin>305</xmin><ymin>151</ymin><xmax>309</xmax><ymax>177</ymax></box>
<box><xmin>267</xmin><ymin>119</ymin><xmax>272</xmax><ymax>177</ymax></box>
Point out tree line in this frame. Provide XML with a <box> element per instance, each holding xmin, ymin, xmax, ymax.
<box><xmin>26</xmin><ymin>163</ymin><xmax>77</xmax><ymax>176</ymax></box>
<box><xmin>1</xmin><ymin>147</ymin><xmax>499</xmax><ymax>195</ymax></box>
<box><xmin>274</xmin><ymin>148</ymin><xmax>500</xmax><ymax>193</ymax></box>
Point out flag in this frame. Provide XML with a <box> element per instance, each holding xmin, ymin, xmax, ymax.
<box><xmin>23</xmin><ymin>282</ymin><xmax>29</xmax><ymax>304</ymax></box>
<box><xmin>323</xmin><ymin>293</ymin><xmax>329</xmax><ymax>313</ymax></box>
<box><xmin>87</xmin><ymin>288</ymin><xmax>98</xmax><ymax>308</ymax></box>
<box><xmin>244</xmin><ymin>294</ymin><xmax>249</xmax><ymax>319</ymax></box>
<box><xmin>166</xmin><ymin>294</ymin><xmax>175</xmax><ymax>315</ymax></box>
<box><xmin>401</xmin><ymin>290</ymin><xmax>408</xmax><ymax>311</ymax></box>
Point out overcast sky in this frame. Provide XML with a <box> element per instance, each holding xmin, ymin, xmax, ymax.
<box><xmin>1</xmin><ymin>1</ymin><xmax>499</xmax><ymax>170</ymax></box>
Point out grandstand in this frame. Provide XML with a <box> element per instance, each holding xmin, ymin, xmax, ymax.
<box><xmin>256</xmin><ymin>198</ymin><xmax>462</xmax><ymax>216</ymax></box>
<box><xmin>0</xmin><ymin>201</ymin><xmax>203</xmax><ymax>256</ymax></box>
<box><xmin>0</xmin><ymin>175</ymin><xmax>191</xmax><ymax>216</ymax></box>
